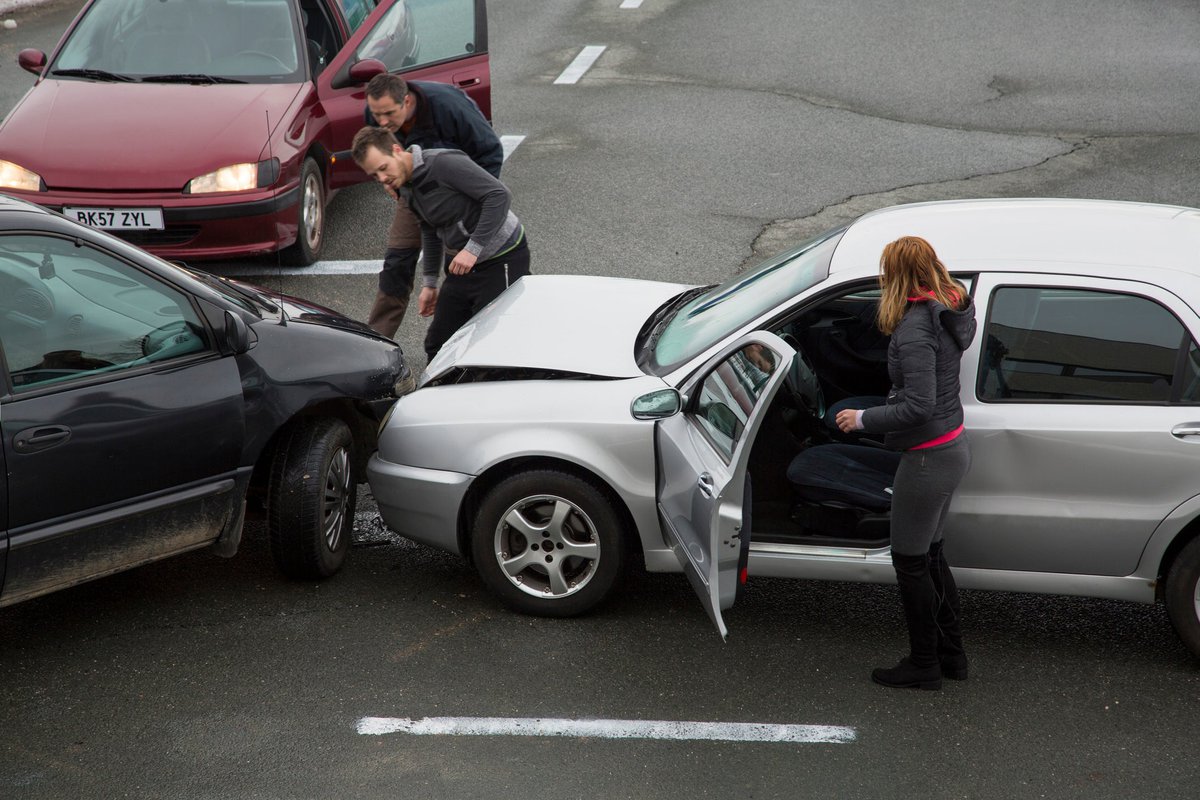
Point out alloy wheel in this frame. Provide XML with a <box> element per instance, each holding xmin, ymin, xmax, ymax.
<box><xmin>302</xmin><ymin>170</ymin><xmax>323</xmax><ymax>252</ymax></box>
<box><xmin>322</xmin><ymin>446</ymin><xmax>351</xmax><ymax>552</ymax></box>
<box><xmin>493</xmin><ymin>494</ymin><xmax>600</xmax><ymax>599</ymax></box>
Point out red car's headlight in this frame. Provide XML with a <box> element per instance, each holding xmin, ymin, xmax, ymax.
<box><xmin>185</xmin><ymin>158</ymin><xmax>279</xmax><ymax>194</ymax></box>
<box><xmin>0</xmin><ymin>160</ymin><xmax>44</xmax><ymax>192</ymax></box>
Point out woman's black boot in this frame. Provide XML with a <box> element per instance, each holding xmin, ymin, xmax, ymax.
<box><xmin>872</xmin><ymin>551</ymin><xmax>942</xmax><ymax>690</ymax></box>
<box><xmin>929</xmin><ymin>540</ymin><xmax>968</xmax><ymax>680</ymax></box>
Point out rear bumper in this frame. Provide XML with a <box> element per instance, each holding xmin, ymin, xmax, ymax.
<box><xmin>366</xmin><ymin>455</ymin><xmax>472</xmax><ymax>556</ymax></box>
<box><xmin>10</xmin><ymin>185</ymin><xmax>301</xmax><ymax>261</ymax></box>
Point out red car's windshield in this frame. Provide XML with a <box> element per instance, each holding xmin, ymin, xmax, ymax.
<box><xmin>52</xmin><ymin>0</ymin><xmax>306</xmax><ymax>84</ymax></box>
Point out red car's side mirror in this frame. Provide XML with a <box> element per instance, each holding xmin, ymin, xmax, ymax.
<box><xmin>347</xmin><ymin>58</ymin><xmax>387</xmax><ymax>85</ymax></box>
<box><xmin>17</xmin><ymin>48</ymin><xmax>47</xmax><ymax>76</ymax></box>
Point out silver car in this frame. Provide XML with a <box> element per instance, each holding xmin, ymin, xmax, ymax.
<box><xmin>367</xmin><ymin>198</ymin><xmax>1200</xmax><ymax>659</ymax></box>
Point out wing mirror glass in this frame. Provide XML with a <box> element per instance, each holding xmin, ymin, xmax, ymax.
<box><xmin>631</xmin><ymin>388</ymin><xmax>681</xmax><ymax>420</ymax></box>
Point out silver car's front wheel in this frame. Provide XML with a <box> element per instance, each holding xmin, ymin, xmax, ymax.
<box><xmin>493</xmin><ymin>493</ymin><xmax>600</xmax><ymax>599</ymax></box>
<box><xmin>472</xmin><ymin>470</ymin><xmax>626</xmax><ymax>617</ymax></box>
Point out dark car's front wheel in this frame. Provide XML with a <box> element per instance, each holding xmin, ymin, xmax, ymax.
<box><xmin>471</xmin><ymin>470</ymin><xmax>626</xmax><ymax>617</ymax></box>
<box><xmin>1165</xmin><ymin>536</ymin><xmax>1200</xmax><ymax>659</ymax></box>
<box><xmin>268</xmin><ymin>418</ymin><xmax>355</xmax><ymax>579</ymax></box>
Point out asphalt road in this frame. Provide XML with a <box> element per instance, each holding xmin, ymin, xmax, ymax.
<box><xmin>2</xmin><ymin>1</ymin><xmax>1200</xmax><ymax>798</ymax></box>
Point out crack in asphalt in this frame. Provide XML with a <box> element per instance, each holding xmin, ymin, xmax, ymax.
<box><xmin>743</xmin><ymin>135</ymin><xmax>1103</xmax><ymax>266</ymax></box>
<box><xmin>590</xmin><ymin>69</ymin><xmax>1166</xmax><ymax>141</ymax></box>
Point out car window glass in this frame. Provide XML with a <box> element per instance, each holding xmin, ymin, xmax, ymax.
<box><xmin>691</xmin><ymin>344</ymin><xmax>780</xmax><ymax>461</ymax></box>
<box><xmin>302</xmin><ymin>0</ymin><xmax>344</xmax><ymax>76</ymax></box>
<box><xmin>53</xmin><ymin>0</ymin><xmax>304</xmax><ymax>82</ymax></box>
<box><xmin>1183</xmin><ymin>341</ymin><xmax>1200</xmax><ymax>403</ymax></box>
<box><xmin>0</xmin><ymin>234</ymin><xmax>209</xmax><ymax>393</ymax></box>
<box><xmin>355</xmin><ymin>0</ymin><xmax>476</xmax><ymax>71</ymax></box>
<box><xmin>337</xmin><ymin>0</ymin><xmax>377</xmax><ymax>31</ymax></box>
<box><xmin>978</xmin><ymin>287</ymin><xmax>1193</xmax><ymax>403</ymax></box>
<box><xmin>652</xmin><ymin>229</ymin><xmax>842</xmax><ymax>374</ymax></box>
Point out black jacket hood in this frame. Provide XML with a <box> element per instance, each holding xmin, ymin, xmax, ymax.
<box><xmin>927</xmin><ymin>296</ymin><xmax>977</xmax><ymax>352</ymax></box>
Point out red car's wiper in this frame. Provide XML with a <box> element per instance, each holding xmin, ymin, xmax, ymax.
<box><xmin>51</xmin><ymin>68</ymin><xmax>135</xmax><ymax>82</ymax></box>
<box><xmin>140</xmin><ymin>73</ymin><xmax>247</xmax><ymax>84</ymax></box>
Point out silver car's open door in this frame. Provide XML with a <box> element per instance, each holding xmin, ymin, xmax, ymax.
<box><xmin>655</xmin><ymin>332</ymin><xmax>795</xmax><ymax>638</ymax></box>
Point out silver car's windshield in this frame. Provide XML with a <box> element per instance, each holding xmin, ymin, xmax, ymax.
<box><xmin>649</xmin><ymin>229</ymin><xmax>844</xmax><ymax>373</ymax></box>
<box><xmin>52</xmin><ymin>0</ymin><xmax>304</xmax><ymax>83</ymax></box>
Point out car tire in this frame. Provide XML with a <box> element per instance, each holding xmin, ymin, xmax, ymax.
<box><xmin>268</xmin><ymin>418</ymin><xmax>355</xmax><ymax>579</ymax></box>
<box><xmin>1165</xmin><ymin>536</ymin><xmax>1200</xmax><ymax>658</ymax></box>
<box><xmin>281</xmin><ymin>157</ymin><xmax>325</xmax><ymax>266</ymax></box>
<box><xmin>471</xmin><ymin>469</ymin><xmax>626</xmax><ymax>618</ymax></box>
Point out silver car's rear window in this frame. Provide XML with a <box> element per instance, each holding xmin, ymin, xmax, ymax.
<box><xmin>649</xmin><ymin>229</ymin><xmax>843</xmax><ymax>373</ymax></box>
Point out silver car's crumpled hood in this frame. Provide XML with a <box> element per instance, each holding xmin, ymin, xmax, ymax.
<box><xmin>423</xmin><ymin>274</ymin><xmax>692</xmax><ymax>380</ymax></box>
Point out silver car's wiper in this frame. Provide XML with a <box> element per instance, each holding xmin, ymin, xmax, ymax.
<box><xmin>140</xmin><ymin>73</ymin><xmax>247</xmax><ymax>84</ymax></box>
<box><xmin>51</xmin><ymin>67</ymin><xmax>136</xmax><ymax>82</ymax></box>
<box><xmin>636</xmin><ymin>285</ymin><xmax>713</xmax><ymax>352</ymax></box>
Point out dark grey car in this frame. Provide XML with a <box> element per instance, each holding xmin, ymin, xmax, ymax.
<box><xmin>0</xmin><ymin>194</ymin><xmax>412</xmax><ymax>606</ymax></box>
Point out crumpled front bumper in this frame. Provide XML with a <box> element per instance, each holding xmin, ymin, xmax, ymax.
<box><xmin>366</xmin><ymin>455</ymin><xmax>473</xmax><ymax>556</ymax></box>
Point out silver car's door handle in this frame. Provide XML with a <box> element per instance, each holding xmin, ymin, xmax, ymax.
<box><xmin>697</xmin><ymin>472</ymin><xmax>715</xmax><ymax>498</ymax></box>
<box><xmin>1171</xmin><ymin>423</ymin><xmax>1200</xmax><ymax>438</ymax></box>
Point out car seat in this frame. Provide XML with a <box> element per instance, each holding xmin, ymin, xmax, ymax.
<box><xmin>786</xmin><ymin>443</ymin><xmax>900</xmax><ymax>540</ymax></box>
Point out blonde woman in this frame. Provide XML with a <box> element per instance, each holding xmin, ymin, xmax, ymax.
<box><xmin>835</xmin><ymin>236</ymin><xmax>976</xmax><ymax>690</ymax></box>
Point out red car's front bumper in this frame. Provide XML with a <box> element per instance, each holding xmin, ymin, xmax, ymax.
<box><xmin>9</xmin><ymin>183</ymin><xmax>302</xmax><ymax>262</ymax></box>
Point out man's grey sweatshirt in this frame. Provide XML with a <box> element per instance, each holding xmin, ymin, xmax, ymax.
<box><xmin>400</xmin><ymin>145</ymin><xmax>522</xmax><ymax>288</ymax></box>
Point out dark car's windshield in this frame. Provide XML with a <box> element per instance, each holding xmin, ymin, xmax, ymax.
<box><xmin>51</xmin><ymin>0</ymin><xmax>305</xmax><ymax>83</ymax></box>
<box><xmin>646</xmin><ymin>228</ymin><xmax>845</xmax><ymax>374</ymax></box>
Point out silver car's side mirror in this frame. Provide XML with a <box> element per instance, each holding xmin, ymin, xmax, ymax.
<box><xmin>631</xmin><ymin>388</ymin><xmax>681</xmax><ymax>420</ymax></box>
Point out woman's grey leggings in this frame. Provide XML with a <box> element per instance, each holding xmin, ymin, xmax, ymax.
<box><xmin>889</xmin><ymin>434</ymin><xmax>971</xmax><ymax>556</ymax></box>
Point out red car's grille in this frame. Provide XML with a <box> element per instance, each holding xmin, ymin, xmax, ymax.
<box><xmin>111</xmin><ymin>227</ymin><xmax>200</xmax><ymax>247</ymax></box>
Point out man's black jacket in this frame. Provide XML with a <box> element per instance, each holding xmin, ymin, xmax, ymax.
<box><xmin>365</xmin><ymin>80</ymin><xmax>503</xmax><ymax>177</ymax></box>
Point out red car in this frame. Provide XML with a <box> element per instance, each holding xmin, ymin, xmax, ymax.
<box><xmin>0</xmin><ymin>0</ymin><xmax>491</xmax><ymax>265</ymax></box>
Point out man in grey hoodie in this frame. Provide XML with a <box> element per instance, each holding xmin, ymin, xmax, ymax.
<box><xmin>351</xmin><ymin>126</ymin><xmax>531</xmax><ymax>361</ymax></box>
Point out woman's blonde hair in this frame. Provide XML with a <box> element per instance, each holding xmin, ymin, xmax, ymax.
<box><xmin>875</xmin><ymin>236</ymin><xmax>966</xmax><ymax>334</ymax></box>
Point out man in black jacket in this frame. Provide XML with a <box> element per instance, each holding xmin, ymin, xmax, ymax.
<box><xmin>362</xmin><ymin>74</ymin><xmax>503</xmax><ymax>338</ymax></box>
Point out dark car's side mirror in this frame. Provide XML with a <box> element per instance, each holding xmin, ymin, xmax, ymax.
<box><xmin>18</xmin><ymin>49</ymin><xmax>46</xmax><ymax>76</ymax></box>
<box><xmin>223</xmin><ymin>310</ymin><xmax>251</xmax><ymax>355</ymax></box>
<box><xmin>347</xmin><ymin>58</ymin><xmax>387</xmax><ymax>85</ymax></box>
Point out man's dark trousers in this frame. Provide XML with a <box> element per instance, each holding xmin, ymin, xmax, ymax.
<box><xmin>424</xmin><ymin>237</ymin><xmax>531</xmax><ymax>360</ymax></box>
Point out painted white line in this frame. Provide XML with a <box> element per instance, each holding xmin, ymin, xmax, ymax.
<box><xmin>554</xmin><ymin>45</ymin><xmax>607</xmax><ymax>85</ymax></box>
<box><xmin>356</xmin><ymin>716</ymin><xmax>857</xmax><ymax>744</ymax></box>
<box><xmin>619</xmin><ymin>0</ymin><xmax>644</xmax><ymax>8</ymax></box>
<box><xmin>220</xmin><ymin>260</ymin><xmax>378</xmax><ymax>277</ymax></box>
<box><xmin>500</xmin><ymin>134</ymin><xmax>526</xmax><ymax>161</ymax></box>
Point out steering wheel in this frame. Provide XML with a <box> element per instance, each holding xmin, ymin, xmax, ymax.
<box><xmin>234</xmin><ymin>50</ymin><xmax>292</xmax><ymax>70</ymax></box>
<box><xmin>141</xmin><ymin>320</ymin><xmax>198</xmax><ymax>358</ymax></box>
<box><xmin>780</xmin><ymin>333</ymin><xmax>826</xmax><ymax>420</ymax></box>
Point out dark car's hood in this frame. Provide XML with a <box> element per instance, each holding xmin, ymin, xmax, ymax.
<box><xmin>226</xmin><ymin>278</ymin><xmax>390</xmax><ymax>341</ymax></box>
<box><xmin>0</xmin><ymin>81</ymin><xmax>304</xmax><ymax>191</ymax></box>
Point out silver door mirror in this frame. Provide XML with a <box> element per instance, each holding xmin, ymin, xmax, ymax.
<box><xmin>631</xmin><ymin>388</ymin><xmax>681</xmax><ymax>419</ymax></box>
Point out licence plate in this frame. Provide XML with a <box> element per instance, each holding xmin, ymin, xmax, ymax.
<box><xmin>63</xmin><ymin>207</ymin><xmax>165</xmax><ymax>230</ymax></box>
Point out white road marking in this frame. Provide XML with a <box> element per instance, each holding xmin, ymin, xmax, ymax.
<box><xmin>620</xmin><ymin>0</ymin><xmax>645</xmax><ymax>8</ymax></box>
<box><xmin>500</xmin><ymin>134</ymin><xmax>526</xmax><ymax>161</ymax></box>
<box><xmin>224</xmin><ymin>260</ymin><xmax>379</xmax><ymax>276</ymax></box>
<box><xmin>356</xmin><ymin>716</ymin><xmax>857</xmax><ymax>744</ymax></box>
<box><xmin>221</xmin><ymin>133</ymin><xmax>526</xmax><ymax>277</ymax></box>
<box><xmin>554</xmin><ymin>46</ymin><xmax>607</xmax><ymax>85</ymax></box>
